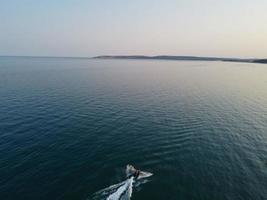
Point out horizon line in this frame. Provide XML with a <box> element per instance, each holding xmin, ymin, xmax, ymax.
<box><xmin>0</xmin><ymin>54</ymin><xmax>264</xmax><ymax>60</ymax></box>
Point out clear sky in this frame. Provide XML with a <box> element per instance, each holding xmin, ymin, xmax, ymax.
<box><xmin>0</xmin><ymin>0</ymin><xmax>266</xmax><ymax>58</ymax></box>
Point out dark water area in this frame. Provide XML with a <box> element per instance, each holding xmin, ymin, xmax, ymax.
<box><xmin>1</xmin><ymin>57</ymin><xmax>267</xmax><ymax>200</ymax></box>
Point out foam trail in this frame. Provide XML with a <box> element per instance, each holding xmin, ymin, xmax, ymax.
<box><xmin>107</xmin><ymin>177</ymin><xmax>133</xmax><ymax>200</ymax></box>
<box><xmin>94</xmin><ymin>181</ymin><xmax>127</xmax><ymax>197</ymax></box>
<box><xmin>91</xmin><ymin>178</ymin><xmax>133</xmax><ymax>200</ymax></box>
<box><xmin>90</xmin><ymin>166</ymin><xmax>152</xmax><ymax>200</ymax></box>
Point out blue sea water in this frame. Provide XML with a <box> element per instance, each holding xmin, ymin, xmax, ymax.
<box><xmin>0</xmin><ymin>57</ymin><xmax>267</xmax><ymax>200</ymax></box>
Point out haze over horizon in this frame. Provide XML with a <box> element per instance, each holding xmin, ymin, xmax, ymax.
<box><xmin>1</xmin><ymin>0</ymin><xmax>267</xmax><ymax>58</ymax></box>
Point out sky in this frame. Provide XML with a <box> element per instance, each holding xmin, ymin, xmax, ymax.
<box><xmin>0</xmin><ymin>0</ymin><xmax>267</xmax><ymax>58</ymax></box>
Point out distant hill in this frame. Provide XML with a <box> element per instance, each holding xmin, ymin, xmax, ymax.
<box><xmin>94</xmin><ymin>55</ymin><xmax>266</xmax><ymax>64</ymax></box>
<box><xmin>94</xmin><ymin>55</ymin><xmax>222</xmax><ymax>61</ymax></box>
<box><xmin>253</xmin><ymin>59</ymin><xmax>267</xmax><ymax>64</ymax></box>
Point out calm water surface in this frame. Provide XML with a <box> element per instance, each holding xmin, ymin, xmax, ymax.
<box><xmin>0</xmin><ymin>57</ymin><xmax>267</xmax><ymax>200</ymax></box>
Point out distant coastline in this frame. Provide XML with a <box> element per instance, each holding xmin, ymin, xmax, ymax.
<box><xmin>1</xmin><ymin>55</ymin><xmax>266</xmax><ymax>64</ymax></box>
<box><xmin>94</xmin><ymin>55</ymin><xmax>267</xmax><ymax>64</ymax></box>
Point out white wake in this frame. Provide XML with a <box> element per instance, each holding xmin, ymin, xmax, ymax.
<box><xmin>90</xmin><ymin>165</ymin><xmax>152</xmax><ymax>200</ymax></box>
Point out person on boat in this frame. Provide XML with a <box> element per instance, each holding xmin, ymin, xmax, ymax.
<box><xmin>126</xmin><ymin>165</ymin><xmax>141</xmax><ymax>179</ymax></box>
<box><xmin>132</xmin><ymin>169</ymin><xmax>140</xmax><ymax>179</ymax></box>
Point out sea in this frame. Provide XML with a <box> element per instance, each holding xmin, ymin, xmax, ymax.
<box><xmin>0</xmin><ymin>56</ymin><xmax>267</xmax><ymax>200</ymax></box>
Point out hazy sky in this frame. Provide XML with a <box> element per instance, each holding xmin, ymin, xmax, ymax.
<box><xmin>0</xmin><ymin>0</ymin><xmax>267</xmax><ymax>58</ymax></box>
